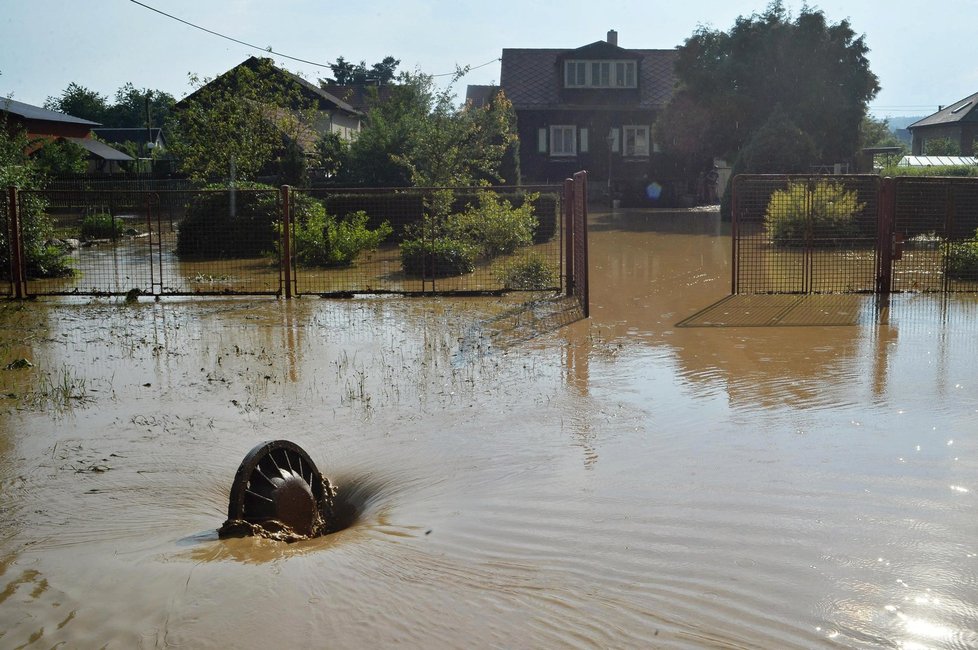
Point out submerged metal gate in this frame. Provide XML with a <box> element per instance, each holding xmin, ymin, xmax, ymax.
<box><xmin>732</xmin><ymin>174</ymin><xmax>978</xmax><ymax>294</ymax></box>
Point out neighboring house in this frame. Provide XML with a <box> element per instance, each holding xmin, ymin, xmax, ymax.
<box><xmin>474</xmin><ymin>30</ymin><xmax>677</xmax><ymax>202</ymax></box>
<box><xmin>908</xmin><ymin>91</ymin><xmax>978</xmax><ymax>155</ymax></box>
<box><xmin>1</xmin><ymin>96</ymin><xmax>134</xmax><ymax>173</ymax></box>
<box><xmin>318</xmin><ymin>84</ymin><xmax>395</xmax><ymax>116</ymax></box>
<box><xmin>93</xmin><ymin>127</ymin><xmax>166</xmax><ymax>156</ymax></box>
<box><xmin>177</xmin><ymin>57</ymin><xmax>363</xmax><ymax>144</ymax></box>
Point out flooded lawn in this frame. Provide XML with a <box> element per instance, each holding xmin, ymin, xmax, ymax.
<box><xmin>1</xmin><ymin>207</ymin><xmax>977</xmax><ymax>648</ymax></box>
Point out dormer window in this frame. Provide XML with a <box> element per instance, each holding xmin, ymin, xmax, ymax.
<box><xmin>564</xmin><ymin>60</ymin><xmax>637</xmax><ymax>88</ymax></box>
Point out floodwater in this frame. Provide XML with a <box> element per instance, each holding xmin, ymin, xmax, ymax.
<box><xmin>1</xmin><ymin>207</ymin><xmax>977</xmax><ymax>649</ymax></box>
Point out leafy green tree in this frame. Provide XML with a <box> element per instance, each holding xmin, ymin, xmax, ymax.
<box><xmin>324</xmin><ymin>72</ymin><xmax>519</xmax><ymax>188</ymax></box>
<box><xmin>31</xmin><ymin>138</ymin><xmax>88</xmax><ymax>176</ymax></box>
<box><xmin>44</xmin><ymin>83</ymin><xmax>110</xmax><ymax>123</ymax></box>
<box><xmin>166</xmin><ymin>60</ymin><xmax>318</xmax><ymax>184</ymax></box>
<box><xmin>105</xmin><ymin>83</ymin><xmax>175</xmax><ymax>128</ymax></box>
<box><xmin>319</xmin><ymin>56</ymin><xmax>400</xmax><ymax>86</ymax></box>
<box><xmin>0</xmin><ymin>113</ymin><xmax>73</xmax><ymax>277</ymax></box>
<box><xmin>658</xmin><ymin>1</ymin><xmax>879</xmax><ymax>168</ymax></box>
<box><xmin>859</xmin><ymin>115</ymin><xmax>906</xmax><ymax>153</ymax></box>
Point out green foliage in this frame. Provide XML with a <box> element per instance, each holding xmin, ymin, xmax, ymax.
<box><xmin>764</xmin><ymin>179</ymin><xmax>866</xmax><ymax>246</ymax></box>
<box><xmin>0</xmin><ymin>114</ymin><xmax>73</xmax><ymax>278</ymax></box>
<box><xmin>881</xmin><ymin>165</ymin><xmax>978</xmax><ymax>177</ymax></box>
<box><xmin>399</xmin><ymin>236</ymin><xmax>477</xmax><ymax>277</ymax></box>
<box><xmin>80</xmin><ymin>213</ymin><xmax>122</xmax><ymax>240</ymax></box>
<box><xmin>659</xmin><ymin>1</ymin><xmax>879</xmax><ymax>168</ymax></box>
<box><xmin>326</xmin><ymin>74</ymin><xmax>520</xmax><ymax>188</ymax></box>
<box><xmin>107</xmin><ymin>83</ymin><xmax>174</xmax><ymax>128</ymax></box>
<box><xmin>167</xmin><ymin>58</ymin><xmax>318</xmax><ymax>184</ymax></box>
<box><xmin>496</xmin><ymin>253</ymin><xmax>559</xmax><ymax>290</ymax></box>
<box><xmin>446</xmin><ymin>191</ymin><xmax>538</xmax><ymax>258</ymax></box>
<box><xmin>291</xmin><ymin>210</ymin><xmax>392</xmax><ymax>267</ymax></box>
<box><xmin>947</xmin><ymin>237</ymin><xmax>978</xmax><ymax>280</ymax></box>
<box><xmin>44</xmin><ymin>83</ymin><xmax>110</xmax><ymax>123</ymax></box>
<box><xmin>177</xmin><ymin>182</ymin><xmax>323</xmax><ymax>259</ymax></box>
<box><xmin>859</xmin><ymin>115</ymin><xmax>907</xmax><ymax>153</ymax></box>
<box><xmin>923</xmin><ymin>137</ymin><xmax>961</xmax><ymax>156</ymax></box>
<box><xmin>319</xmin><ymin>56</ymin><xmax>400</xmax><ymax>86</ymax></box>
<box><xmin>31</xmin><ymin>138</ymin><xmax>88</xmax><ymax>176</ymax></box>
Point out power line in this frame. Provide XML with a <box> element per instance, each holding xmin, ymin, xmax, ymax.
<box><xmin>128</xmin><ymin>0</ymin><xmax>499</xmax><ymax>79</ymax></box>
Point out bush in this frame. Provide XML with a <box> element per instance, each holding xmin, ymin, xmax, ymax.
<box><xmin>881</xmin><ymin>165</ymin><xmax>978</xmax><ymax>178</ymax></box>
<box><xmin>496</xmin><ymin>253</ymin><xmax>559</xmax><ymax>290</ymax></box>
<box><xmin>447</xmin><ymin>191</ymin><xmax>538</xmax><ymax>258</ymax></box>
<box><xmin>80</xmin><ymin>213</ymin><xmax>123</xmax><ymax>240</ymax></box>
<box><xmin>400</xmin><ymin>236</ymin><xmax>477</xmax><ymax>277</ymax></box>
<box><xmin>291</xmin><ymin>210</ymin><xmax>392</xmax><ymax>267</ymax></box>
<box><xmin>177</xmin><ymin>183</ymin><xmax>323</xmax><ymax>259</ymax></box>
<box><xmin>764</xmin><ymin>180</ymin><xmax>866</xmax><ymax>246</ymax></box>
<box><xmin>947</xmin><ymin>237</ymin><xmax>978</xmax><ymax>280</ymax></box>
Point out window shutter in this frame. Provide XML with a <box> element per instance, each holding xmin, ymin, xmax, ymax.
<box><xmin>580</xmin><ymin>128</ymin><xmax>589</xmax><ymax>153</ymax></box>
<box><xmin>538</xmin><ymin>128</ymin><xmax>547</xmax><ymax>153</ymax></box>
<box><xmin>610</xmin><ymin>128</ymin><xmax>620</xmax><ymax>153</ymax></box>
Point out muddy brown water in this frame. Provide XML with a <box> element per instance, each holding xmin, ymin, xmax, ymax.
<box><xmin>1</xmin><ymin>207</ymin><xmax>977</xmax><ymax>648</ymax></box>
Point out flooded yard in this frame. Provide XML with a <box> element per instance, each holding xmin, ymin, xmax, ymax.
<box><xmin>1</xmin><ymin>207</ymin><xmax>977</xmax><ymax>648</ymax></box>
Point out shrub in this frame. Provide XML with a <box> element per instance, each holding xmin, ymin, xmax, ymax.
<box><xmin>764</xmin><ymin>180</ymin><xmax>866</xmax><ymax>246</ymax></box>
<box><xmin>177</xmin><ymin>183</ymin><xmax>323</xmax><ymax>259</ymax></box>
<box><xmin>497</xmin><ymin>253</ymin><xmax>559</xmax><ymax>290</ymax></box>
<box><xmin>291</xmin><ymin>210</ymin><xmax>392</xmax><ymax>267</ymax></box>
<box><xmin>881</xmin><ymin>165</ymin><xmax>978</xmax><ymax>178</ymax></box>
<box><xmin>446</xmin><ymin>191</ymin><xmax>538</xmax><ymax>258</ymax></box>
<box><xmin>947</xmin><ymin>235</ymin><xmax>978</xmax><ymax>280</ymax></box>
<box><xmin>400</xmin><ymin>236</ymin><xmax>477</xmax><ymax>277</ymax></box>
<box><xmin>80</xmin><ymin>213</ymin><xmax>123</xmax><ymax>240</ymax></box>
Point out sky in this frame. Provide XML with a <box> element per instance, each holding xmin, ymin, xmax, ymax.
<box><xmin>2</xmin><ymin>0</ymin><xmax>977</xmax><ymax>123</ymax></box>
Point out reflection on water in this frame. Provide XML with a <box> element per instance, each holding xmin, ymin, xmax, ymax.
<box><xmin>1</xmin><ymin>207</ymin><xmax>977</xmax><ymax>648</ymax></box>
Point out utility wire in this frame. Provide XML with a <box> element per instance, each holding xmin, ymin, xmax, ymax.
<box><xmin>128</xmin><ymin>0</ymin><xmax>499</xmax><ymax>78</ymax></box>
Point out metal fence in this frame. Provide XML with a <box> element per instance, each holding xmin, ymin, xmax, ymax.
<box><xmin>4</xmin><ymin>180</ymin><xmax>588</xmax><ymax>310</ymax></box>
<box><xmin>732</xmin><ymin>175</ymin><xmax>978</xmax><ymax>294</ymax></box>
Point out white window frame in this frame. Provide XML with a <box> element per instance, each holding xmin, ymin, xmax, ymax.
<box><xmin>550</xmin><ymin>125</ymin><xmax>577</xmax><ymax>157</ymax></box>
<box><xmin>623</xmin><ymin>125</ymin><xmax>650</xmax><ymax>157</ymax></box>
<box><xmin>564</xmin><ymin>60</ymin><xmax>637</xmax><ymax>88</ymax></box>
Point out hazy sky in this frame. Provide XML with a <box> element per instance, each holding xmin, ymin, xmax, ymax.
<box><xmin>3</xmin><ymin>0</ymin><xmax>977</xmax><ymax>121</ymax></box>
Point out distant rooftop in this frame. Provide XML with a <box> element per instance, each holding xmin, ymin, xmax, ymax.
<box><xmin>0</xmin><ymin>96</ymin><xmax>100</xmax><ymax>126</ymax></box>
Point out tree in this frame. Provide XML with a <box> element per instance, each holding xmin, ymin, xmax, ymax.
<box><xmin>319</xmin><ymin>56</ymin><xmax>401</xmax><ymax>86</ymax></box>
<box><xmin>0</xmin><ymin>113</ymin><xmax>73</xmax><ymax>277</ymax></box>
<box><xmin>320</xmin><ymin>72</ymin><xmax>519</xmax><ymax>188</ymax></box>
<box><xmin>859</xmin><ymin>115</ymin><xmax>906</xmax><ymax>153</ymax></box>
<box><xmin>923</xmin><ymin>137</ymin><xmax>961</xmax><ymax>156</ymax></box>
<box><xmin>105</xmin><ymin>83</ymin><xmax>175</xmax><ymax>128</ymax></box>
<box><xmin>658</xmin><ymin>1</ymin><xmax>880</xmax><ymax>168</ymax></box>
<box><xmin>166</xmin><ymin>60</ymin><xmax>319</xmax><ymax>184</ymax></box>
<box><xmin>31</xmin><ymin>138</ymin><xmax>88</xmax><ymax>176</ymax></box>
<box><xmin>44</xmin><ymin>83</ymin><xmax>110</xmax><ymax>123</ymax></box>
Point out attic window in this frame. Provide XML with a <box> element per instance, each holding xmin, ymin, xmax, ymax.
<box><xmin>950</xmin><ymin>101</ymin><xmax>973</xmax><ymax>114</ymax></box>
<box><xmin>564</xmin><ymin>60</ymin><xmax>636</xmax><ymax>88</ymax></box>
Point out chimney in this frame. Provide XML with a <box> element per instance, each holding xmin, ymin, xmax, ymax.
<box><xmin>607</xmin><ymin>30</ymin><xmax>618</xmax><ymax>46</ymax></box>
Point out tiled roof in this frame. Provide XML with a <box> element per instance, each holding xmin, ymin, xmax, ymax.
<box><xmin>64</xmin><ymin>137</ymin><xmax>134</xmax><ymax>161</ymax></box>
<box><xmin>499</xmin><ymin>45</ymin><xmax>677</xmax><ymax>110</ymax></box>
<box><xmin>0</xmin><ymin>96</ymin><xmax>100</xmax><ymax>126</ymax></box>
<box><xmin>465</xmin><ymin>85</ymin><xmax>501</xmax><ymax>108</ymax></box>
<box><xmin>908</xmin><ymin>91</ymin><xmax>978</xmax><ymax>129</ymax></box>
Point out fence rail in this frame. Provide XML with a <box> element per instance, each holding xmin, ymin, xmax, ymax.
<box><xmin>732</xmin><ymin>174</ymin><xmax>978</xmax><ymax>294</ymax></box>
<box><xmin>4</xmin><ymin>177</ymin><xmax>590</xmax><ymax>315</ymax></box>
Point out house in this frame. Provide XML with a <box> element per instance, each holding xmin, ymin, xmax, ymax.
<box><xmin>93</xmin><ymin>127</ymin><xmax>166</xmax><ymax>157</ymax></box>
<box><xmin>317</xmin><ymin>84</ymin><xmax>396</xmax><ymax>116</ymax></box>
<box><xmin>177</xmin><ymin>57</ymin><xmax>363</xmax><ymax>144</ymax></box>
<box><xmin>475</xmin><ymin>30</ymin><xmax>677</xmax><ymax>203</ymax></box>
<box><xmin>1</xmin><ymin>96</ymin><xmax>134</xmax><ymax>173</ymax></box>
<box><xmin>908</xmin><ymin>91</ymin><xmax>978</xmax><ymax>156</ymax></box>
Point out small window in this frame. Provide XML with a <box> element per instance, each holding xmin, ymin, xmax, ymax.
<box><xmin>623</xmin><ymin>125</ymin><xmax>649</xmax><ymax>156</ymax></box>
<box><xmin>609</xmin><ymin>127</ymin><xmax>620</xmax><ymax>153</ymax></box>
<box><xmin>580</xmin><ymin>128</ymin><xmax>589</xmax><ymax>153</ymax></box>
<box><xmin>550</xmin><ymin>125</ymin><xmax>576</xmax><ymax>156</ymax></box>
<box><xmin>538</xmin><ymin>128</ymin><xmax>547</xmax><ymax>153</ymax></box>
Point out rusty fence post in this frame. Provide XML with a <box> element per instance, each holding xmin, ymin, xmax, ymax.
<box><xmin>8</xmin><ymin>187</ymin><xmax>25</xmax><ymax>299</ymax></box>
<box><xmin>563</xmin><ymin>178</ymin><xmax>574</xmax><ymax>297</ymax></box>
<box><xmin>876</xmin><ymin>177</ymin><xmax>896</xmax><ymax>295</ymax></box>
<box><xmin>281</xmin><ymin>185</ymin><xmax>292</xmax><ymax>299</ymax></box>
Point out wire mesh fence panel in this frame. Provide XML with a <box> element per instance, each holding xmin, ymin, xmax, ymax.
<box><xmin>733</xmin><ymin>175</ymin><xmax>880</xmax><ymax>294</ymax></box>
<box><xmin>0</xmin><ymin>192</ymin><xmax>12</xmax><ymax>296</ymax></box>
<box><xmin>290</xmin><ymin>186</ymin><xmax>564</xmax><ymax>295</ymax></box>
<box><xmin>21</xmin><ymin>189</ymin><xmax>158</xmax><ymax>296</ymax></box>
<box><xmin>161</xmin><ymin>188</ymin><xmax>283</xmax><ymax>295</ymax></box>
<box><xmin>889</xmin><ymin>177</ymin><xmax>978</xmax><ymax>293</ymax></box>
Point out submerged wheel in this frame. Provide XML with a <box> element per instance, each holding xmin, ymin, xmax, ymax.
<box><xmin>224</xmin><ymin>440</ymin><xmax>330</xmax><ymax>537</ymax></box>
